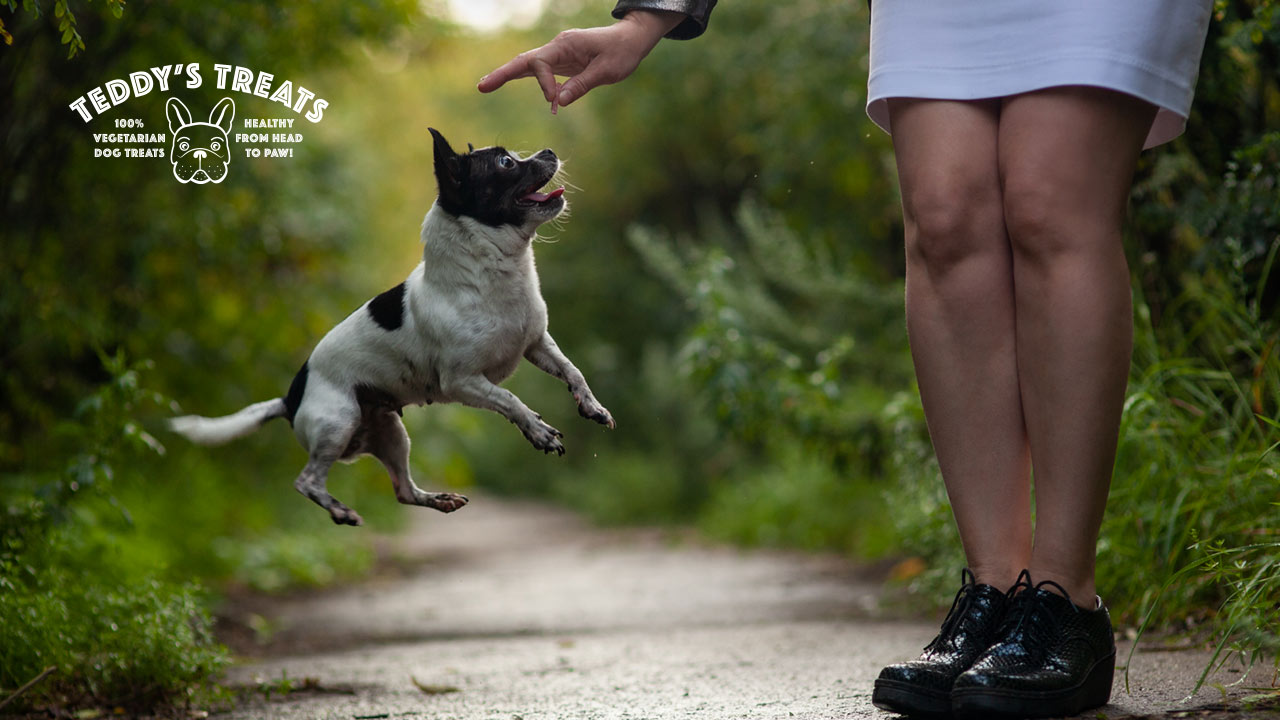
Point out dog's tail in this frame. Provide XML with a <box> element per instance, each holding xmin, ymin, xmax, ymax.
<box><xmin>167</xmin><ymin>398</ymin><xmax>288</xmax><ymax>446</ymax></box>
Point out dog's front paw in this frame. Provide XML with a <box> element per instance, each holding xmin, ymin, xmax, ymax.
<box><xmin>574</xmin><ymin>391</ymin><xmax>615</xmax><ymax>429</ymax></box>
<box><xmin>521</xmin><ymin>417</ymin><xmax>565</xmax><ymax>455</ymax></box>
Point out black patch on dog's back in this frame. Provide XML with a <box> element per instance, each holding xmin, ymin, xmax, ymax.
<box><xmin>283</xmin><ymin>360</ymin><xmax>308</xmax><ymax>423</ymax></box>
<box><xmin>367</xmin><ymin>282</ymin><xmax>406</xmax><ymax>331</ymax></box>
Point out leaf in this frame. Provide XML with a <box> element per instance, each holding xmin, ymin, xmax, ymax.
<box><xmin>410</xmin><ymin>676</ymin><xmax>459</xmax><ymax>695</ymax></box>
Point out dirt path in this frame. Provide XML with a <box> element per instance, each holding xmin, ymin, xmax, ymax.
<box><xmin>215</xmin><ymin>495</ymin><xmax>1275</xmax><ymax>720</ymax></box>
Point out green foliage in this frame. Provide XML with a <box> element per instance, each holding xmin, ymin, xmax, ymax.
<box><xmin>0</xmin><ymin>355</ymin><xmax>230</xmax><ymax>712</ymax></box>
<box><xmin>0</xmin><ymin>570</ymin><xmax>227</xmax><ymax>712</ymax></box>
<box><xmin>1</xmin><ymin>351</ymin><xmax>168</xmax><ymax>585</ymax></box>
<box><xmin>546</xmin><ymin>0</ymin><xmax>900</xmax><ymax>277</ymax></box>
<box><xmin>552</xmin><ymin>450</ymin><xmax>695</xmax><ymax>527</ymax></box>
<box><xmin>1108</xmin><ymin>0</ymin><xmax>1280</xmax><ymax>661</ymax></box>
<box><xmin>0</xmin><ymin>0</ymin><xmax>126</xmax><ymax>56</ymax></box>
<box><xmin>1107</xmin><ymin>238</ymin><xmax>1280</xmax><ymax>677</ymax></box>
<box><xmin>630</xmin><ymin>201</ymin><xmax>910</xmax><ymax>458</ymax></box>
<box><xmin>624</xmin><ymin>200</ymin><xmax>911</xmax><ymax>552</ymax></box>
<box><xmin>700</xmin><ymin>443</ymin><xmax>896</xmax><ymax>556</ymax></box>
<box><xmin>212</xmin><ymin>529</ymin><xmax>376</xmax><ymax>593</ymax></box>
<box><xmin>1</xmin><ymin>0</ymin><xmax>423</xmax><ymax>564</ymax></box>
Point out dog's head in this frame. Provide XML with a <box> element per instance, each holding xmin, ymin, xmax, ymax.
<box><xmin>166</xmin><ymin>97</ymin><xmax>234</xmax><ymax>184</ymax></box>
<box><xmin>429</xmin><ymin>128</ymin><xmax>565</xmax><ymax>233</ymax></box>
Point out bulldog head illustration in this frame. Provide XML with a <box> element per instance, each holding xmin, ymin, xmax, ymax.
<box><xmin>165</xmin><ymin>97</ymin><xmax>234</xmax><ymax>184</ymax></box>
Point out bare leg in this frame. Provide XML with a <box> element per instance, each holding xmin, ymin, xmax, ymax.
<box><xmin>888</xmin><ymin>98</ymin><xmax>1032</xmax><ymax>591</ymax></box>
<box><xmin>997</xmin><ymin>86</ymin><xmax>1157</xmax><ymax>604</ymax></box>
<box><xmin>367</xmin><ymin>411</ymin><xmax>469</xmax><ymax>513</ymax></box>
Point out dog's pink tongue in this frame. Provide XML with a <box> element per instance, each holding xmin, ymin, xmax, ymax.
<box><xmin>522</xmin><ymin>187</ymin><xmax>565</xmax><ymax>203</ymax></box>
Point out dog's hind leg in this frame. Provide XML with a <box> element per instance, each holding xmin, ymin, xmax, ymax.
<box><xmin>293</xmin><ymin>414</ymin><xmax>366</xmax><ymax>526</ymax></box>
<box><xmin>367</xmin><ymin>411</ymin><xmax>468</xmax><ymax>513</ymax></box>
<box><xmin>292</xmin><ymin>382</ymin><xmax>369</xmax><ymax>526</ymax></box>
<box><xmin>294</xmin><ymin>449</ymin><xmax>365</xmax><ymax>526</ymax></box>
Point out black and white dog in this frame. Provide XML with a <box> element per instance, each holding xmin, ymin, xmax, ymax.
<box><xmin>169</xmin><ymin>128</ymin><xmax>614</xmax><ymax>526</ymax></box>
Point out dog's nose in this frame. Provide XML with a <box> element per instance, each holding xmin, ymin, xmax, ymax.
<box><xmin>535</xmin><ymin>148</ymin><xmax>556</xmax><ymax>162</ymax></box>
<box><xmin>193</xmin><ymin>149</ymin><xmax>207</xmax><ymax>159</ymax></box>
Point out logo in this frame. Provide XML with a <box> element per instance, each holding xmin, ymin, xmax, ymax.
<box><xmin>69</xmin><ymin>63</ymin><xmax>327</xmax><ymax>186</ymax></box>
<box><xmin>165</xmin><ymin>97</ymin><xmax>235</xmax><ymax>184</ymax></box>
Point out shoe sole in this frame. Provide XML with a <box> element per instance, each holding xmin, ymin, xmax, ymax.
<box><xmin>950</xmin><ymin>650</ymin><xmax>1115</xmax><ymax>719</ymax></box>
<box><xmin>873</xmin><ymin>678</ymin><xmax>953</xmax><ymax>718</ymax></box>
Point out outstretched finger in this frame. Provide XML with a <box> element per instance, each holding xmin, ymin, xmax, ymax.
<box><xmin>478</xmin><ymin>53</ymin><xmax>536</xmax><ymax>93</ymax></box>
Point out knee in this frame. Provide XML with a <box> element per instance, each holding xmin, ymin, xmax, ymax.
<box><xmin>902</xmin><ymin>178</ymin><xmax>1004</xmax><ymax>277</ymax></box>
<box><xmin>1002</xmin><ymin>181</ymin><xmax>1062</xmax><ymax>262</ymax></box>
<box><xmin>1002</xmin><ymin>177</ymin><xmax>1116</xmax><ymax>268</ymax></box>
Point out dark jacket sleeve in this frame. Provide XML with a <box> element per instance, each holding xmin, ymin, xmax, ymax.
<box><xmin>611</xmin><ymin>0</ymin><xmax>718</xmax><ymax>40</ymax></box>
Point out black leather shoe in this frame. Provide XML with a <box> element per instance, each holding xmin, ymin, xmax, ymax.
<box><xmin>873</xmin><ymin>569</ymin><xmax>1010</xmax><ymax>717</ymax></box>
<box><xmin>951</xmin><ymin>572</ymin><xmax>1116</xmax><ymax>719</ymax></box>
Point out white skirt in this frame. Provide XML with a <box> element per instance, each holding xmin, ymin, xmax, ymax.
<box><xmin>866</xmin><ymin>1</ymin><xmax>1214</xmax><ymax>149</ymax></box>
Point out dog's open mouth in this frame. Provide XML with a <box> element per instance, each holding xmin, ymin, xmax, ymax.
<box><xmin>516</xmin><ymin>184</ymin><xmax>565</xmax><ymax>207</ymax></box>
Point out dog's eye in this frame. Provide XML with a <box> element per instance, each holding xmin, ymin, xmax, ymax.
<box><xmin>497</xmin><ymin>155</ymin><xmax>516</xmax><ymax>170</ymax></box>
<box><xmin>211</xmin><ymin>140</ymin><xmax>221</xmax><ymax>152</ymax></box>
<box><xmin>179</xmin><ymin>140</ymin><xmax>190</xmax><ymax>151</ymax></box>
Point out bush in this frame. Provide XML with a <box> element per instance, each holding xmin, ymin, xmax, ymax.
<box><xmin>700</xmin><ymin>443</ymin><xmax>896</xmax><ymax>556</ymax></box>
<box><xmin>0</xmin><ymin>353</ymin><xmax>230</xmax><ymax>712</ymax></box>
<box><xmin>0</xmin><ymin>567</ymin><xmax>227</xmax><ymax>713</ymax></box>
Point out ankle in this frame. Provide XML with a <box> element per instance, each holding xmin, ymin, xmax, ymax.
<box><xmin>969</xmin><ymin>565</ymin><xmax>1026</xmax><ymax>593</ymax></box>
<box><xmin>1026</xmin><ymin>567</ymin><xmax>1098</xmax><ymax>609</ymax></box>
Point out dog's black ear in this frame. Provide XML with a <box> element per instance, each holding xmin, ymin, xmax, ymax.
<box><xmin>429</xmin><ymin>127</ymin><xmax>457</xmax><ymax>159</ymax></box>
<box><xmin>429</xmin><ymin>127</ymin><xmax>467</xmax><ymax>211</ymax></box>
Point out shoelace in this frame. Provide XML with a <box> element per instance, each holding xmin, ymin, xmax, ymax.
<box><xmin>923</xmin><ymin>568</ymin><xmax>980</xmax><ymax>652</ymax></box>
<box><xmin>999</xmin><ymin>572</ymin><xmax>1080</xmax><ymax>662</ymax></box>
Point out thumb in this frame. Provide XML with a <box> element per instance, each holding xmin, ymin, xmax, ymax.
<box><xmin>557</xmin><ymin>66</ymin><xmax>609</xmax><ymax>108</ymax></box>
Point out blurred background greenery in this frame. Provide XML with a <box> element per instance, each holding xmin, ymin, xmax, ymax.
<box><xmin>2</xmin><ymin>0</ymin><xmax>1277</xmax><ymax>712</ymax></box>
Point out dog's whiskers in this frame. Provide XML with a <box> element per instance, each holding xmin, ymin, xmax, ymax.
<box><xmin>550</xmin><ymin>165</ymin><xmax>577</xmax><ymax>193</ymax></box>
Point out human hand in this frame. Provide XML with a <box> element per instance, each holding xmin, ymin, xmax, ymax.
<box><xmin>477</xmin><ymin>9</ymin><xmax>685</xmax><ymax>113</ymax></box>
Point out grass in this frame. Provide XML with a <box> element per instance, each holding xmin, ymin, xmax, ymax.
<box><xmin>1107</xmin><ymin>243</ymin><xmax>1280</xmax><ymax>686</ymax></box>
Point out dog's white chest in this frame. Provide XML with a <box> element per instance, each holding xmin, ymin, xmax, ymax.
<box><xmin>418</xmin><ymin>258</ymin><xmax>546</xmax><ymax>379</ymax></box>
